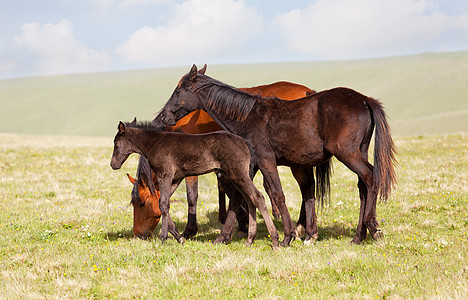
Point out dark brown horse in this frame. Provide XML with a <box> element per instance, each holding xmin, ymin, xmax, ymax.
<box><xmin>111</xmin><ymin>120</ymin><xmax>280</xmax><ymax>248</ymax></box>
<box><xmin>131</xmin><ymin>71</ymin><xmax>316</xmax><ymax>239</ymax></box>
<box><xmin>159</xmin><ymin>65</ymin><xmax>397</xmax><ymax>246</ymax></box>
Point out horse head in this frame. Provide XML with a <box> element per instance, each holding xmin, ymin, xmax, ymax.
<box><xmin>159</xmin><ymin>64</ymin><xmax>207</xmax><ymax>126</ymax></box>
<box><xmin>127</xmin><ymin>173</ymin><xmax>161</xmax><ymax>239</ymax></box>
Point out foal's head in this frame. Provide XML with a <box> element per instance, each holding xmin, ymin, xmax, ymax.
<box><xmin>159</xmin><ymin>64</ymin><xmax>207</xmax><ymax>126</ymax></box>
<box><xmin>110</xmin><ymin>121</ymin><xmax>140</xmax><ymax>170</ymax></box>
<box><xmin>127</xmin><ymin>173</ymin><xmax>161</xmax><ymax>239</ymax></box>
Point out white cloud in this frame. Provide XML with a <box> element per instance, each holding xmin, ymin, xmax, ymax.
<box><xmin>116</xmin><ymin>0</ymin><xmax>262</xmax><ymax>66</ymax></box>
<box><xmin>14</xmin><ymin>19</ymin><xmax>111</xmax><ymax>75</ymax></box>
<box><xmin>275</xmin><ymin>0</ymin><xmax>468</xmax><ymax>60</ymax></box>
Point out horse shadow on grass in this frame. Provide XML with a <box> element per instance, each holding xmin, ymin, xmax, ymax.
<box><xmin>103</xmin><ymin>210</ymin><xmax>360</xmax><ymax>244</ymax></box>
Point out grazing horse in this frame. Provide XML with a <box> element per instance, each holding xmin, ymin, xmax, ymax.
<box><xmin>111</xmin><ymin>120</ymin><xmax>280</xmax><ymax>248</ymax></box>
<box><xmin>131</xmin><ymin>67</ymin><xmax>316</xmax><ymax>239</ymax></box>
<box><xmin>126</xmin><ymin>173</ymin><xmax>161</xmax><ymax>238</ymax></box>
<box><xmin>159</xmin><ymin>64</ymin><xmax>397</xmax><ymax>246</ymax></box>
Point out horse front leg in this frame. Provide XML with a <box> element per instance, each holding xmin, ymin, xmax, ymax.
<box><xmin>158</xmin><ymin>178</ymin><xmax>185</xmax><ymax>244</ymax></box>
<box><xmin>259</xmin><ymin>160</ymin><xmax>295</xmax><ymax>247</ymax></box>
<box><xmin>182</xmin><ymin>176</ymin><xmax>199</xmax><ymax>239</ymax></box>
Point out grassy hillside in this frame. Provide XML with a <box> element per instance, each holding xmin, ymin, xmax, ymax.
<box><xmin>1</xmin><ymin>51</ymin><xmax>468</xmax><ymax>136</ymax></box>
<box><xmin>1</xmin><ymin>133</ymin><xmax>467</xmax><ymax>298</ymax></box>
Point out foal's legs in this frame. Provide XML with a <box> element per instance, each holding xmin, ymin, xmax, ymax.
<box><xmin>235</xmin><ymin>176</ymin><xmax>280</xmax><ymax>249</ymax></box>
<box><xmin>182</xmin><ymin>176</ymin><xmax>199</xmax><ymax>239</ymax></box>
<box><xmin>291</xmin><ymin>167</ymin><xmax>318</xmax><ymax>245</ymax></box>
<box><xmin>213</xmin><ymin>181</ymin><xmax>243</xmax><ymax>244</ymax></box>
<box><xmin>158</xmin><ymin>178</ymin><xmax>185</xmax><ymax>243</ymax></box>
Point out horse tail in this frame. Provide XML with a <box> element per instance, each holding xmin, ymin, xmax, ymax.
<box><xmin>366</xmin><ymin>98</ymin><xmax>397</xmax><ymax>201</ymax></box>
<box><xmin>315</xmin><ymin>159</ymin><xmax>333</xmax><ymax>206</ymax></box>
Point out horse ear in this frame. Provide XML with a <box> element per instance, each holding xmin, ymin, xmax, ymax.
<box><xmin>189</xmin><ymin>64</ymin><xmax>198</xmax><ymax>81</ymax></box>
<box><xmin>127</xmin><ymin>173</ymin><xmax>137</xmax><ymax>184</ymax></box>
<box><xmin>198</xmin><ymin>64</ymin><xmax>207</xmax><ymax>75</ymax></box>
<box><xmin>131</xmin><ymin>117</ymin><xmax>137</xmax><ymax>125</ymax></box>
<box><xmin>118</xmin><ymin>121</ymin><xmax>125</xmax><ymax>134</ymax></box>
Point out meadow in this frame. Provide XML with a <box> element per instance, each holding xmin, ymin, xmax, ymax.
<box><xmin>1</xmin><ymin>51</ymin><xmax>467</xmax><ymax>298</ymax></box>
<box><xmin>1</xmin><ymin>132</ymin><xmax>467</xmax><ymax>298</ymax></box>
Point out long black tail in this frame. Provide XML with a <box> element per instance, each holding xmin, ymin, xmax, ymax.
<box><xmin>315</xmin><ymin>159</ymin><xmax>333</xmax><ymax>206</ymax></box>
<box><xmin>366</xmin><ymin>98</ymin><xmax>398</xmax><ymax>200</ymax></box>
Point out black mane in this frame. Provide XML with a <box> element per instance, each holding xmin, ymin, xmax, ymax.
<box><xmin>196</xmin><ymin>77</ymin><xmax>257</xmax><ymax>122</ymax></box>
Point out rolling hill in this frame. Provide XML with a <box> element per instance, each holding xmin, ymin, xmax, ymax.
<box><xmin>1</xmin><ymin>51</ymin><xmax>467</xmax><ymax>137</ymax></box>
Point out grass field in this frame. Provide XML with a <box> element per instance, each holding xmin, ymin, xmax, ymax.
<box><xmin>1</xmin><ymin>51</ymin><xmax>468</xmax><ymax>137</ymax></box>
<box><xmin>1</xmin><ymin>133</ymin><xmax>467</xmax><ymax>298</ymax></box>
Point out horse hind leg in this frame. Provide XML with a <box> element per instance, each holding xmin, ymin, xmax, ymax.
<box><xmin>291</xmin><ymin>167</ymin><xmax>318</xmax><ymax>245</ymax></box>
<box><xmin>336</xmin><ymin>152</ymin><xmax>378</xmax><ymax>244</ymax></box>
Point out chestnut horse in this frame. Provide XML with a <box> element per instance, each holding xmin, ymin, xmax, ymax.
<box><xmin>130</xmin><ymin>68</ymin><xmax>315</xmax><ymax>239</ymax></box>
<box><xmin>159</xmin><ymin>64</ymin><xmax>397</xmax><ymax>246</ymax></box>
<box><xmin>111</xmin><ymin>120</ymin><xmax>280</xmax><ymax>248</ymax></box>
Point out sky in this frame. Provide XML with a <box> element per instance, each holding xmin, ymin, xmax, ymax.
<box><xmin>1</xmin><ymin>0</ymin><xmax>468</xmax><ymax>79</ymax></box>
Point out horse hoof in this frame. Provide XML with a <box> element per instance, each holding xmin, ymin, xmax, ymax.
<box><xmin>294</xmin><ymin>224</ymin><xmax>305</xmax><ymax>240</ymax></box>
<box><xmin>182</xmin><ymin>229</ymin><xmax>198</xmax><ymax>240</ymax></box>
<box><xmin>303</xmin><ymin>233</ymin><xmax>318</xmax><ymax>246</ymax></box>
<box><xmin>351</xmin><ymin>236</ymin><xmax>362</xmax><ymax>244</ymax></box>
<box><xmin>280</xmin><ymin>234</ymin><xmax>294</xmax><ymax>247</ymax></box>
<box><xmin>213</xmin><ymin>234</ymin><xmax>231</xmax><ymax>245</ymax></box>
<box><xmin>178</xmin><ymin>237</ymin><xmax>186</xmax><ymax>244</ymax></box>
<box><xmin>373</xmin><ymin>230</ymin><xmax>384</xmax><ymax>240</ymax></box>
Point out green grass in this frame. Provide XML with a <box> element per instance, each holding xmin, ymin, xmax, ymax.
<box><xmin>1</xmin><ymin>133</ymin><xmax>467</xmax><ymax>298</ymax></box>
<box><xmin>1</xmin><ymin>51</ymin><xmax>468</xmax><ymax>137</ymax></box>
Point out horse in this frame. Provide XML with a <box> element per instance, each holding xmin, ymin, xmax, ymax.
<box><xmin>130</xmin><ymin>67</ymin><xmax>316</xmax><ymax>239</ymax></box>
<box><xmin>126</xmin><ymin>173</ymin><xmax>161</xmax><ymax>238</ymax></box>
<box><xmin>111</xmin><ymin>120</ymin><xmax>280</xmax><ymax>248</ymax></box>
<box><xmin>158</xmin><ymin>64</ymin><xmax>397</xmax><ymax>246</ymax></box>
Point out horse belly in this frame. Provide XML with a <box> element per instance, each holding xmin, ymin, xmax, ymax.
<box><xmin>267</xmin><ymin>111</ymin><xmax>328</xmax><ymax>167</ymax></box>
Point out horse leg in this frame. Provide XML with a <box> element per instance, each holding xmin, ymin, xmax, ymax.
<box><xmin>233</xmin><ymin>176</ymin><xmax>280</xmax><ymax>249</ymax></box>
<box><xmin>245</xmin><ymin>200</ymin><xmax>257</xmax><ymax>246</ymax></box>
<box><xmin>262</xmin><ymin>178</ymin><xmax>281</xmax><ymax>219</ymax></box>
<box><xmin>336</xmin><ymin>152</ymin><xmax>376</xmax><ymax>244</ymax></box>
<box><xmin>213</xmin><ymin>182</ymin><xmax>243</xmax><ymax>245</ymax></box>
<box><xmin>291</xmin><ymin>167</ymin><xmax>318</xmax><ymax>245</ymax></box>
<box><xmin>216</xmin><ymin>175</ymin><xmax>227</xmax><ymax>224</ymax></box>
<box><xmin>158</xmin><ymin>178</ymin><xmax>185</xmax><ymax>244</ymax></box>
<box><xmin>182</xmin><ymin>176</ymin><xmax>199</xmax><ymax>239</ymax></box>
<box><xmin>259</xmin><ymin>159</ymin><xmax>295</xmax><ymax>247</ymax></box>
<box><xmin>217</xmin><ymin>174</ymin><xmax>249</xmax><ymax>237</ymax></box>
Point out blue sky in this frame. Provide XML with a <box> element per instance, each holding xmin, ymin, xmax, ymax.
<box><xmin>1</xmin><ymin>0</ymin><xmax>468</xmax><ymax>79</ymax></box>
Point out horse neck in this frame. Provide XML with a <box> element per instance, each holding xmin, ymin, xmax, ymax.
<box><xmin>196</xmin><ymin>83</ymin><xmax>256</xmax><ymax>135</ymax></box>
<box><xmin>126</xmin><ymin>127</ymin><xmax>161</xmax><ymax>157</ymax></box>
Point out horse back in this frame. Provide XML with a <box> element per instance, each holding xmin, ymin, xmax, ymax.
<box><xmin>242</xmin><ymin>81</ymin><xmax>315</xmax><ymax>100</ymax></box>
<box><xmin>152</xmin><ymin>131</ymin><xmax>250</xmax><ymax>179</ymax></box>
<box><xmin>173</xmin><ymin>109</ymin><xmax>222</xmax><ymax>134</ymax></box>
